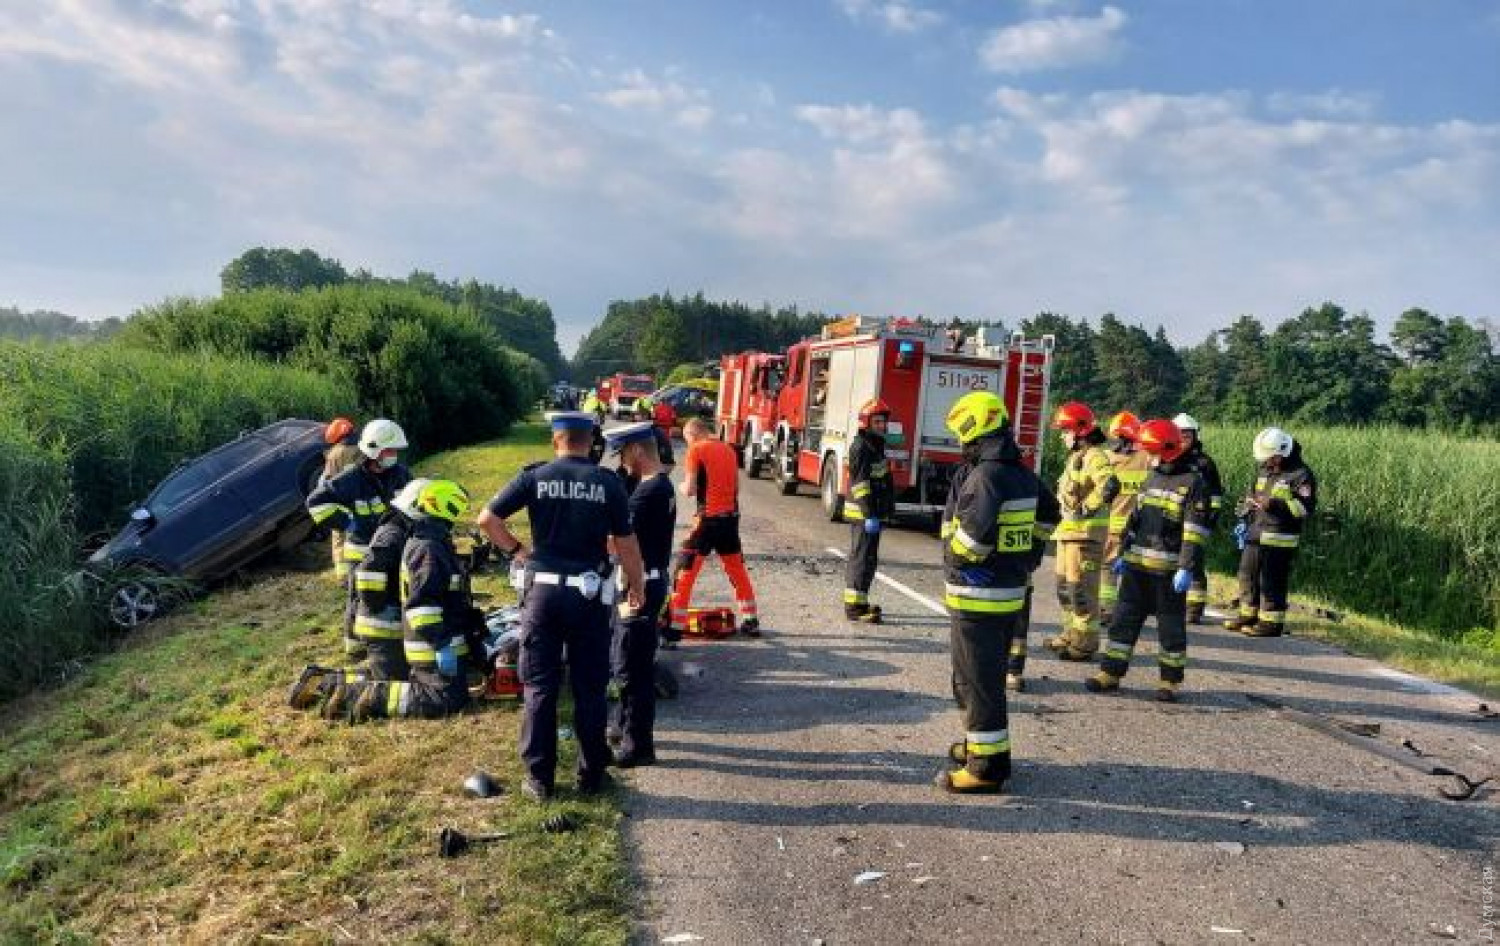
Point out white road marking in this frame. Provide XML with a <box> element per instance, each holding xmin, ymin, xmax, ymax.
<box><xmin>1367</xmin><ymin>666</ymin><xmax>1471</xmax><ymax>698</ymax></box>
<box><xmin>825</xmin><ymin>547</ymin><xmax>948</xmax><ymax>617</ymax></box>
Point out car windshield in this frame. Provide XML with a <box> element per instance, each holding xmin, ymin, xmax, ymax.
<box><xmin>146</xmin><ymin>436</ymin><xmax>267</xmax><ymax>517</ymax></box>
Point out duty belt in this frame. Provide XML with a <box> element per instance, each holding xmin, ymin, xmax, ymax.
<box><xmin>529</xmin><ymin>570</ymin><xmax>617</xmax><ymax>604</ymax></box>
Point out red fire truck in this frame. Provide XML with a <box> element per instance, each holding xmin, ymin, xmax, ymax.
<box><xmin>715</xmin><ymin>351</ymin><xmax>786</xmax><ymax>478</ymax></box>
<box><xmin>607</xmin><ymin>373</ymin><xmax>656</xmax><ymax>418</ymax></box>
<box><xmin>766</xmin><ymin>316</ymin><xmax>1055</xmax><ymax>524</ymax></box>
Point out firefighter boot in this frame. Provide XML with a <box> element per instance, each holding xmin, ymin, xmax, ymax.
<box><xmin>321</xmin><ymin>672</ymin><xmax>358</xmax><ymax>720</ymax></box>
<box><xmin>844</xmin><ymin>604</ymin><xmax>883</xmax><ymax>624</ymax></box>
<box><xmin>1005</xmin><ymin>673</ymin><xmax>1025</xmax><ymax>693</ymax></box>
<box><xmin>740</xmin><ymin>617</ymin><xmax>762</xmax><ymax>638</ymax></box>
<box><xmin>1155</xmin><ymin>680</ymin><xmax>1181</xmax><ymax>703</ymax></box>
<box><xmin>937</xmin><ymin>748</ymin><xmax>1009</xmax><ymax>795</ymax></box>
<box><xmin>288</xmin><ymin>665</ymin><xmax>331</xmax><ymax>710</ymax></box>
<box><xmin>347</xmin><ymin>680</ymin><xmax>388</xmax><ymax>723</ymax></box>
<box><xmin>1242</xmin><ymin>620</ymin><xmax>1285</xmax><ymax>638</ymax></box>
<box><xmin>1223</xmin><ymin>608</ymin><xmax>1259</xmax><ymax>633</ymax></box>
<box><xmin>1186</xmin><ymin>604</ymin><xmax>1206</xmax><ymax>625</ymax></box>
<box><xmin>1084</xmin><ymin>670</ymin><xmax>1121</xmax><ymax>694</ymax></box>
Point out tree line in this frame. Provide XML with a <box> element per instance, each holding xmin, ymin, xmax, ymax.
<box><xmin>0</xmin><ymin>306</ymin><xmax>122</xmax><ymax>343</ymax></box>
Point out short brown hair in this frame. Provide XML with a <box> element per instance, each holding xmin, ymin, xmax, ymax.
<box><xmin>558</xmin><ymin>427</ymin><xmax>593</xmax><ymax>451</ymax></box>
<box><xmin>683</xmin><ymin>417</ymin><xmax>713</xmax><ymax>439</ymax></box>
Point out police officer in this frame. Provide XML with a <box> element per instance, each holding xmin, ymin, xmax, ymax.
<box><xmin>306</xmin><ymin>418</ymin><xmax>412</xmax><ymax>661</ymax></box>
<box><xmin>605</xmin><ymin>422</ymin><xmax>676</xmax><ymax>767</ymax></box>
<box><xmin>1100</xmin><ymin>411</ymin><xmax>1150</xmax><ymax>626</ymax></box>
<box><xmin>479</xmin><ymin>411</ymin><xmax>646</xmax><ymax>801</ymax></box>
<box><xmin>1225</xmin><ymin>427</ymin><xmax>1317</xmax><ymax>638</ymax></box>
<box><xmin>288</xmin><ymin>478</ymin><xmax>428</xmax><ymax>713</ymax></box>
<box><xmin>842</xmin><ymin>398</ymin><xmax>894</xmax><ymax>623</ymax></box>
<box><xmin>1087</xmin><ymin>420</ymin><xmax>1210</xmax><ymax>702</ymax></box>
<box><xmin>1172</xmin><ymin>413</ymin><xmax>1225</xmax><ymax>624</ymax></box>
<box><xmin>937</xmin><ymin>392</ymin><xmax>1058</xmax><ymax>795</ymax></box>
<box><xmin>338</xmin><ymin>480</ymin><xmax>478</xmax><ymax>722</ymax></box>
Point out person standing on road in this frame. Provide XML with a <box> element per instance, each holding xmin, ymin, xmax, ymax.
<box><xmin>605</xmin><ymin>422</ymin><xmax>676</xmax><ymax>767</ymax></box>
<box><xmin>306</xmin><ymin>418</ymin><xmax>412</xmax><ymax>662</ymax></box>
<box><xmin>1100</xmin><ymin>411</ymin><xmax>1150</xmax><ymax>627</ymax></box>
<box><xmin>842</xmin><ymin>398</ymin><xmax>895</xmax><ymax>624</ymax></box>
<box><xmin>288</xmin><ymin>477</ymin><xmax>429</xmax><ymax>714</ymax></box>
<box><xmin>336</xmin><ymin>480</ymin><xmax>479</xmax><ymax>722</ymax></box>
<box><xmin>1086</xmin><ymin>420</ymin><xmax>1210</xmax><ymax>702</ymax></box>
<box><xmin>668</xmin><ymin>418</ymin><xmax>761</xmax><ymax>637</ymax></box>
<box><xmin>1172</xmin><ymin>413</ymin><xmax>1224</xmax><ymax>624</ymax></box>
<box><xmin>937</xmin><ymin>391</ymin><xmax>1057</xmax><ymax>794</ymax></box>
<box><xmin>1043</xmin><ymin>402</ymin><xmax>1119</xmax><ymax>661</ymax></box>
<box><xmin>478</xmin><ymin>411</ymin><xmax>646</xmax><ymax>801</ymax></box>
<box><xmin>1225</xmin><ymin>427</ymin><xmax>1318</xmax><ymax>639</ymax></box>
<box><xmin>320</xmin><ymin>416</ymin><xmax>363</xmax><ymax>580</ymax></box>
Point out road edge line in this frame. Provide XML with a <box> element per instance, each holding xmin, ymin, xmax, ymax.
<box><xmin>824</xmin><ymin>547</ymin><xmax>948</xmax><ymax>618</ymax></box>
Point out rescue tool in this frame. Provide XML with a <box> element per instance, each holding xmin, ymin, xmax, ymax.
<box><xmin>1244</xmin><ymin>693</ymin><xmax>1492</xmax><ymax>801</ymax></box>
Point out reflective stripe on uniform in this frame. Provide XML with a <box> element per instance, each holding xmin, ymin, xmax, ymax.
<box><xmin>1257</xmin><ymin>609</ymin><xmax>1286</xmax><ymax>623</ymax></box>
<box><xmin>354</xmin><ymin>615</ymin><xmax>404</xmax><ymax>640</ymax></box>
<box><xmin>1183</xmin><ymin>522</ymin><xmax>1211</xmax><ymax>544</ymax></box>
<box><xmin>844</xmin><ymin>589</ymin><xmax>868</xmax><ymax>605</ymax></box>
<box><xmin>843</xmin><ymin>506</ymin><xmax>867</xmax><ymax>522</ymax></box>
<box><xmin>309</xmin><ymin>503</ymin><xmax>345</xmax><ymax>524</ymax></box>
<box><xmin>386</xmin><ymin>681</ymin><xmax>408</xmax><ymax>715</ymax></box>
<box><xmin>944</xmin><ymin>582</ymin><xmax>1027</xmax><ymax>614</ymax></box>
<box><xmin>355</xmin><ymin>569</ymin><xmax>388</xmax><ymax>591</ymax></box>
<box><xmin>404</xmin><ymin>635</ymin><xmax>469</xmax><ymax>662</ymax></box>
<box><xmin>949</xmin><ymin>525</ymin><xmax>994</xmax><ymax>562</ymax></box>
<box><xmin>1104</xmin><ymin>643</ymin><xmax>1133</xmax><ymax>662</ymax></box>
<box><xmin>407</xmin><ymin>605</ymin><xmax>444</xmax><ymax>628</ymax></box>
<box><xmin>1124</xmin><ymin>545</ymin><xmax>1177</xmax><ymax>572</ymax></box>
<box><xmin>850</xmin><ymin>480</ymin><xmax>871</xmax><ymax>499</ymax></box>
<box><xmin>1158</xmin><ymin>651</ymin><xmax>1187</xmax><ymax>668</ymax></box>
<box><xmin>1260</xmin><ymin>532</ymin><xmax>1300</xmax><ymax>548</ymax></box>
<box><xmin>1286</xmin><ymin>498</ymin><xmax>1308</xmax><ymax>518</ymax></box>
<box><xmin>342</xmin><ymin>542</ymin><xmax>370</xmax><ymax>563</ymax></box>
<box><xmin>966</xmin><ymin>730</ymin><xmax>1011</xmax><ymax>755</ymax></box>
<box><xmin>939</xmin><ymin>518</ymin><xmax>956</xmax><ymax>540</ymax></box>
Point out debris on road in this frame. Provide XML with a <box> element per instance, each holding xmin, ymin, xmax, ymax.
<box><xmin>1427</xmin><ymin>923</ymin><xmax>1459</xmax><ymax>939</ymax></box>
<box><xmin>853</xmin><ymin>871</ymin><xmax>887</xmax><ymax>885</ymax></box>
<box><xmin>1214</xmin><ymin>842</ymin><xmax>1246</xmax><ymax>855</ymax></box>
<box><xmin>462</xmin><ymin>770</ymin><xmax>502</xmax><ymax>799</ymax></box>
<box><xmin>662</xmin><ymin>935</ymin><xmax>705</xmax><ymax>944</ymax></box>
<box><xmin>1210</xmin><ymin>926</ymin><xmax>1245</xmax><ymax>935</ymax></box>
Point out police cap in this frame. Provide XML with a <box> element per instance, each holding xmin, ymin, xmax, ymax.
<box><xmin>545</xmin><ymin>410</ymin><xmax>595</xmax><ymax>432</ymax></box>
<box><xmin>605</xmin><ymin>421</ymin><xmax>656</xmax><ymax>455</ymax></box>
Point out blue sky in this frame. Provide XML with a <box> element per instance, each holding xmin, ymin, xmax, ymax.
<box><xmin>1</xmin><ymin>1</ymin><xmax>1496</xmax><ymax>354</ymax></box>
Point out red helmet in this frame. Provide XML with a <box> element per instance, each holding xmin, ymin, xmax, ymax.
<box><xmin>1136</xmin><ymin>418</ymin><xmax>1186</xmax><ymax>462</ymax></box>
<box><xmin>1050</xmin><ymin>401</ymin><xmax>1097</xmax><ymax>436</ymax></box>
<box><xmin>325</xmin><ymin>416</ymin><xmax>356</xmax><ymax>445</ymax></box>
<box><xmin>858</xmin><ymin>398</ymin><xmax>892</xmax><ymax>428</ymax></box>
<box><xmin>1106</xmin><ymin>410</ymin><xmax>1140</xmax><ymax>442</ymax></box>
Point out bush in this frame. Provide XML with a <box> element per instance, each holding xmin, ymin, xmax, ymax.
<box><xmin>121</xmin><ymin>286</ymin><xmax>537</xmax><ymax>453</ymax></box>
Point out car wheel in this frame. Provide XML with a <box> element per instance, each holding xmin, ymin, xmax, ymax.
<box><xmin>109</xmin><ymin>579</ymin><xmax>162</xmax><ymax>630</ymax></box>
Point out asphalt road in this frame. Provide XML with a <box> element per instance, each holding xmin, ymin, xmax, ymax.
<box><xmin>621</xmin><ymin>459</ymin><xmax>1500</xmax><ymax>945</ymax></box>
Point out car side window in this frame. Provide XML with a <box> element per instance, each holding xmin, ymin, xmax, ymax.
<box><xmin>148</xmin><ymin>437</ymin><xmax>267</xmax><ymax>517</ymax></box>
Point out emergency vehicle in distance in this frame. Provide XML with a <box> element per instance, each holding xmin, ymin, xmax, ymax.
<box><xmin>715</xmin><ymin>351</ymin><xmax>786</xmax><ymax>478</ymax></box>
<box><xmin>730</xmin><ymin>315</ymin><xmax>1054</xmax><ymax>527</ymax></box>
<box><xmin>607</xmin><ymin>373</ymin><xmax>657</xmax><ymax>418</ymax></box>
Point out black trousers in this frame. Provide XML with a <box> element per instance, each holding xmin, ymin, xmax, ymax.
<box><xmin>612</xmin><ymin>577</ymin><xmax>667</xmax><ymax>756</ymax></box>
<box><xmin>949</xmin><ymin>611</ymin><xmax>1018</xmax><ymax>781</ymax></box>
<box><xmin>1008</xmin><ymin>584</ymin><xmax>1034</xmax><ymax>675</ymax></box>
<box><xmin>1236</xmin><ymin>541</ymin><xmax>1295</xmax><ymax>623</ymax></box>
<box><xmin>364</xmin><ymin>639</ymin><xmax>409</xmax><ymax>681</ymax></box>
<box><xmin>844</xmin><ymin>522</ymin><xmax>881</xmax><ymax>607</ymax></box>
<box><xmin>1101</xmin><ymin>568</ymin><xmax>1188</xmax><ymax>683</ymax></box>
<box><xmin>354</xmin><ymin>663</ymin><xmax>469</xmax><ymax>719</ymax></box>
<box><xmin>519</xmin><ymin>582</ymin><xmax>613</xmax><ymax>789</ymax></box>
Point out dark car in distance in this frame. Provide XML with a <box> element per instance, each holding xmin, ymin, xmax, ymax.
<box><xmin>89</xmin><ymin>419</ymin><xmax>330</xmax><ymax>627</ymax></box>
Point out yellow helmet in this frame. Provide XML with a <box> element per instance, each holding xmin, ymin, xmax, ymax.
<box><xmin>945</xmin><ymin>391</ymin><xmax>1009</xmax><ymax>445</ymax></box>
<box><xmin>415</xmin><ymin>479</ymin><xmax>470</xmax><ymax>523</ymax></box>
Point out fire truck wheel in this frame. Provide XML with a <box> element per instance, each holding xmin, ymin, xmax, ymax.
<box><xmin>744</xmin><ymin>431</ymin><xmax>764</xmax><ymax>479</ymax></box>
<box><xmin>820</xmin><ymin>455</ymin><xmax>845</xmax><ymax>522</ymax></box>
<box><xmin>773</xmin><ymin>438</ymin><xmax>798</xmax><ymax>496</ymax></box>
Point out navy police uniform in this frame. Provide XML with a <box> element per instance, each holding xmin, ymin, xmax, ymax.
<box><xmin>487</xmin><ymin>413</ymin><xmax>634</xmax><ymax>792</ymax></box>
<box><xmin>606</xmin><ymin>423</ymin><xmax>677</xmax><ymax>763</ymax></box>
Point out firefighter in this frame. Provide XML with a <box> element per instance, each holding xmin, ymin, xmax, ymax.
<box><xmin>583</xmin><ymin>389</ymin><xmax>606</xmax><ymax>425</ymax></box>
<box><xmin>1100</xmin><ymin>411</ymin><xmax>1151</xmax><ymax>626</ymax></box>
<box><xmin>306</xmin><ymin>418</ymin><xmax>412</xmax><ymax>661</ymax></box>
<box><xmin>478</xmin><ymin>411</ymin><xmax>646</xmax><ymax>801</ymax></box>
<box><xmin>605</xmin><ymin>422</ymin><xmax>676</xmax><ymax>767</ymax></box>
<box><xmin>1043</xmin><ymin>402</ymin><xmax>1119</xmax><ymax>661</ymax></box>
<box><xmin>1172</xmin><ymin>413</ymin><xmax>1224</xmax><ymax>623</ymax></box>
<box><xmin>936</xmin><ymin>391</ymin><xmax>1057</xmax><ymax>794</ymax></box>
<box><xmin>1086</xmin><ymin>419</ymin><xmax>1210</xmax><ymax>702</ymax></box>
<box><xmin>842</xmin><ymin>398</ymin><xmax>895</xmax><ymax>624</ymax></box>
<box><xmin>321</xmin><ymin>416</ymin><xmax>363</xmax><ymax>579</ymax></box>
<box><xmin>287</xmin><ymin>478</ymin><xmax>428</xmax><ymax>713</ymax></box>
<box><xmin>339</xmin><ymin>480</ymin><xmax>479</xmax><ymax>722</ymax></box>
<box><xmin>668</xmin><ymin>418</ymin><xmax>761</xmax><ymax>637</ymax></box>
<box><xmin>1225</xmin><ymin>427</ymin><xmax>1317</xmax><ymax>638</ymax></box>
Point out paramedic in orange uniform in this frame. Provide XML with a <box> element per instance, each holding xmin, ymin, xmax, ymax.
<box><xmin>668</xmin><ymin>417</ymin><xmax>761</xmax><ymax>637</ymax></box>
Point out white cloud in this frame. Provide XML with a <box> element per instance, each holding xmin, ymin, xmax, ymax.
<box><xmin>598</xmin><ymin>68</ymin><xmax>714</xmax><ymax>129</ymax></box>
<box><xmin>980</xmin><ymin>5</ymin><xmax>1127</xmax><ymax>73</ymax></box>
<box><xmin>1266</xmin><ymin>90</ymin><xmax>1378</xmax><ymax>119</ymax></box>
<box><xmin>835</xmin><ymin>0</ymin><xmax>943</xmax><ymax>33</ymax></box>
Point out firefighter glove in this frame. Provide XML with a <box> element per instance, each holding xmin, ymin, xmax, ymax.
<box><xmin>1232</xmin><ymin>522</ymin><xmax>1249</xmax><ymax>550</ymax></box>
<box><xmin>959</xmin><ymin>567</ymin><xmax>994</xmax><ymax>586</ymax></box>
<box><xmin>435</xmin><ymin>644</ymin><xmax>460</xmax><ymax>678</ymax></box>
<box><xmin>863</xmin><ymin>518</ymin><xmax>882</xmax><ymax>535</ymax></box>
<box><xmin>1172</xmin><ymin>568</ymin><xmax>1192</xmax><ymax>594</ymax></box>
<box><xmin>1111</xmin><ymin>556</ymin><xmax>1127</xmax><ymax>577</ymax></box>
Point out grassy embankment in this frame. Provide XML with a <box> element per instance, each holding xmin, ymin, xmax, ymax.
<box><xmin>0</xmin><ymin>422</ymin><xmax>633</xmax><ymax>945</ymax></box>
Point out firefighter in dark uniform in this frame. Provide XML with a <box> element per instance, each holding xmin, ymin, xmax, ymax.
<box><xmin>337</xmin><ymin>480</ymin><xmax>477</xmax><ymax>722</ymax></box>
<box><xmin>287</xmin><ymin>478</ymin><xmax>428</xmax><ymax>713</ymax></box>
<box><xmin>1173</xmin><ymin>413</ymin><xmax>1224</xmax><ymax>623</ymax></box>
<box><xmin>479</xmin><ymin>411</ymin><xmax>646</xmax><ymax>801</ymax></box>
<box><xmin>937</xmin><ymin>391</ymin><xmax>1058</xmax><ymax>795</ymax></box>
<box><xmin>605</xmin><ymin>422</ymin><xmax>676</xmax><ymax>767</ymax></box>
<box><xmin>1225</xmin><ymin>427</ymin><xmax>1317</xmax><ymax>638</ymax></box>
<box><xmin>305</xmin><ymin>418</ymin><xmax>412</xmax><ymax>660</ymax></box>
<box><xmin>1086</xmin><ymin>420</ymin><xmax>1210</xmax><ymax>702</ymax></box>
<box><xmin>842</xmin><ymin>398</ymin><xmax>895</xmax><ymax>623</ymax></box>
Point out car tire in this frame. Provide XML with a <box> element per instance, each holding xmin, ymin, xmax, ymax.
<box><xmin>107</xmin><ymin>571</ymin><xmax>167</xmax><ymax>630</ymax></box>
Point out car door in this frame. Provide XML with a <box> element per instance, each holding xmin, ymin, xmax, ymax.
<box><xmin>228</xmin><ymin>431</ymin><xmax>313</xmax><ymax>550</ymax></box>
<box><xmin>140</xmin><ymin>443</ymin><xmax>259</xmax><ymax>579</ymax></box>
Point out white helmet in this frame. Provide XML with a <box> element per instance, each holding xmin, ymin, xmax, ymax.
<box><xmin>1252</xmin><ymin>426</ymin><xmax>1294</xmax><ymax>462</ymax></box>
<box><xmin>1172</xmin><ymin>412</ymin><xmax>1200</xmax><ymax>433</ymax></box>
<box><xmin>359</xmin><ymin>418</ymin><xmax>408</xmax><ymax>459</ymax></box>
<box><xmin>392</xmin><ymin>477</ymin><xmax>431</xmax><ymax>518</ymax></box>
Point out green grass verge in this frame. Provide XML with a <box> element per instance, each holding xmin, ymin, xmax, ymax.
<box><xmin>0</xmin><ymin>422</ymin><xmax>630</xmax><ymax>945</ymax></box>
<box><xmin>1207</xmin><ymin>574</ymin><xmax>1500</xmax><ymax>700</ymax></box>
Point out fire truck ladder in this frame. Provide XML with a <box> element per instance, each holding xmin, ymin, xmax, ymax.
<box><xmin>1009</xmin><ymin>332</ymin><xmax>1056</xmax><ymax>473</ymax></box>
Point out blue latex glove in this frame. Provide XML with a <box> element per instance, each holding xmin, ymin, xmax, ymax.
<box><xmin>863</xmin><ymin>518</ymin><xmax>882</xmax><ymax>535</ymax></box>
<box><xmin>1172</xmin><ymin>568</ymin><xmax>1192</xmax><ymax>594</ymax></box>
<box><xmin>435</xmin><ymin>644</ymin><xmax>460</xmax><ymax>678</ymax></box>
<box><xmin>1232</xmin><ymin>522</ymin><xmax>1249</xmax><ymax>550</ymax></box>
<box><xmin>1111</xmin><ymin>556</ymin><xmax>1127</xmax><ymax>576</ymax></box>
<box><xmin>959</xmin><ymin>567</ymin><xmax>993</xmax><ymax>586</ymax></box>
